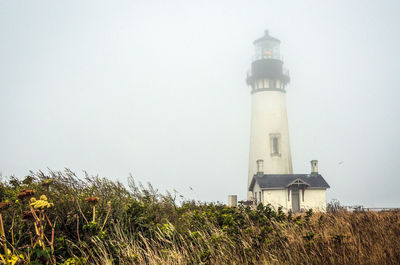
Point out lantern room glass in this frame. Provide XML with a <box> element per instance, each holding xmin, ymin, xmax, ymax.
<box><xmin>254</xmin><ymin>41</ymin><xmax>280</xmax><ymax>60</ymax></box>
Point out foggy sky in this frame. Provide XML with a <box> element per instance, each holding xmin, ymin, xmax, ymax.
<box><xmin>1</xmin><ymin>0</ymin><xmax>400</xmax><ymax>207</ymax></box>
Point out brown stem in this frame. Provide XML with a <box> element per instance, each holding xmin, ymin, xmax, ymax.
<box><xmin>76</xmin><ymin>199</ymin><xmax>89</xmax><ymax>224</ymax></box>
<box><xmin>9</xmin><ymin>212</ymin><xmax>14</xmax><ymax>253</ymax></box>
<box><xmin>0</xmin><ymin>213</ymin><xmax>9</xmax><ymax>264</ymax></box>
<box><xmin>40</xmin><ymin>212</ymin><xmax>45</xmax><ymax>250</ymax></box>
<box><xmin>101</xmin><ymin>207</ymin><xmax>111</xmax><ymax>231</ymax></box>
<box><xmin>29</xmin><ymin>205</ymin><xmax>40</xmax><ymax>222</ymax></box>
<box><xmin>45</xmin><ymin>214</ymin><xmax>57</xmax><ymax>245</ymax></box>
<box><xmin>76</xmin><ymin>216</ymin><xmax>80</xmax><ymax>242</ymax></box>
<box><xmin>92</xmin><ymin>206</ymin><xmax>96</xmax><ymax>223</ymax></box>
<box><xmin>0</xmin><ymin>213</ymin><xmax>5</xmax><ymax>236</ymax></box>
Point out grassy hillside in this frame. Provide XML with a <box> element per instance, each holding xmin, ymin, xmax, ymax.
<box><xmin>0</xmin><ymin>170</ymin><xmax>398</xmax><ymax>264</ymax></box>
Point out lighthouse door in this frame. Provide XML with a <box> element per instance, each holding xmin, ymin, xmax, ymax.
<box><xmin>291</xmin><ymin>188</ymin><xmax>300</xmax><ymax>213</ymax></box>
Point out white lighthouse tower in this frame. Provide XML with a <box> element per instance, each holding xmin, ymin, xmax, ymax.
<box><xmin>246</xmin><ymin>30</ymin><xmax>293</xmax><ymax>198</ymax></box>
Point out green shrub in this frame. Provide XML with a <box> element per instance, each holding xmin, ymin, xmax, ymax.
<box><xmin>0</xmin><ymin>169</ymin><xmax>397</xmax><ymax>265</ymax></box>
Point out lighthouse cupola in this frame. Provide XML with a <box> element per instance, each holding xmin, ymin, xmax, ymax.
<box><xmin>254</xmin><ymin>30</ymin><xmax>281</xmax><ymax>60</ymax></box>
<box><xmin>247</xmin><ymin>30</ymin><xmax>290</xmax><ymax>93</ymax></box>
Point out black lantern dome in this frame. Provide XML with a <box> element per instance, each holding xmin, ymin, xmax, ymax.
<box><xmin>246</xmin><ymin>30</ymin><xmax>290</xmax><ymax>93</ymax></box>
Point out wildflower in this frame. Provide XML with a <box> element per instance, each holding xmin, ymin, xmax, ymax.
<box><xmin>85</xmin><ymin>196</ymin><xmax>100</xmax><ymax>204</ymax></box>
<box><xmin>3</xmin><ymin>248</ymin><xmax>24</xmax><ymax>265</ymax></box>
<box><xmin>41</xmin><ymin>179</ymin><xmax>54</xmax><ymax>187</ymax></box>
<box><xmin>30</xmin><ymin>195</ymin><xmax>54</xmax><ymax>209</ymax></box>
<box><xmin>0</xmin><ymin>201</ymin><xmax>11</xmax><ymax>210</ymax></box>
<box><xmin>17</xmin><ymin>189</ymin><xmax>35</xmax><ymax>200</ymax></box>
<box><xmin>86</xmin><ymin>197</ymin><xmax>100</xmax><ymax>223</ymax></box>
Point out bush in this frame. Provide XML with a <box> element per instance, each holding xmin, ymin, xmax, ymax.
<box><xmin>0</xmin><ymin>169</ymin><xmax>398</xmax><ymax>264</ymax></box>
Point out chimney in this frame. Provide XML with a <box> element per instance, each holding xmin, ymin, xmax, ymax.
<box><xmin>256</xmin><ymin>159</ymin><xmax>264</xmax><ymax>175</ymax></box>
<box><xmin>264</xmin><ymin>30</ymin><xmax>269</xmax><ymax>36</ymax></box>
<box><xmin>228</xmin><ymin>195</ymin><xmax>237</xmax><ymax>207</ymax></box>
<box><xmin>311</xmin><ymin>160</ymin><xmax>318</xmax><ymax>174</ymax></box>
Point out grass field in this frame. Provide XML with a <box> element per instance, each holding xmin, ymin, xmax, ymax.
<box><xmin>0</xmin><ymin>170</ymin><xmax>398</xmax><ymax>264</ymax></box>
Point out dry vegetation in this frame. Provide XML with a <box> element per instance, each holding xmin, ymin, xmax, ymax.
<box><xmin>0</xmin><ymin>169</ymin><xmax>398</xmax><ymax>264</ymax></box>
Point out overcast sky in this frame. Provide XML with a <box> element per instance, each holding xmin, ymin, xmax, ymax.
<box><xmin>1</xmin><ymin>0</ymin><xmax>400</xmax><ymax>207</ymax></box>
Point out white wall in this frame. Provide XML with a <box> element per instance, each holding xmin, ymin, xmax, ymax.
<box><xmin>262</xmin><ymin>189</ymin><xmax>289</xmax><ymax>211</ymax></box>
<box><xmin>252</xmin><ymin>182</ymin><xmax>261</xmax><ymax>203</ymax></box>
<box><xmin>300</xmin><ymin>189</ymin><xmax>327</xmax><ymax>212</ymax></box>
<box><xmin>248</xmin><ymin>89</ymin><xmax>293</xmax><ymax>198</ymax></box>
<box><xmin>259</xmin><ymin>188</ymin><xmax>327</xmax><ymax>212</ymax></box>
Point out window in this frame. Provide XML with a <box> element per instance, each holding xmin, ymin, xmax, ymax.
<box><xmin>269</xmin><ymin>133</ymin><xmax>281</xmax><ymax>157</ymax></box>
<box><xmin>302</xmin><ymin>189</ymin><xmax>305</xmax><ymax>202</ymax></box>
<box><xmin>264</xmin><ymin>78</ymin><xmax>269</xmax><ymax>88</ymax></box>
<box><xmin>273</xmin><ymin>137</ymin><xmax>279</xmax><ymax>154</ymax></box>
<box><xmin>258</xmin><ymin>79</ymin><xmax>263</xmax><ymax>88</ymax></box>
<box><xmin>269</xmin><ymin>79</ymin><xmax>275</xmax><ymax>88</ymax></box>
<box><xmin>259</xmin><ymin>192</ymin><xmax>262</xmax><ymax>203</ymax></box>
<box><xmin>254</xmin><ymin>41</ymin><xmax>280</xmax><ymax>61</ymax></box>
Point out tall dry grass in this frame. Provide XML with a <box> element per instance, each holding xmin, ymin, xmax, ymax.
<box><xmin>73</xmin><ymin>210</ymin><xmax>400</xmax><ymax>265</ymax></box>
<box><xmin>0</xmin><ymin>170</ymin><xmax>399</xmax><ymax>264</ymax></box>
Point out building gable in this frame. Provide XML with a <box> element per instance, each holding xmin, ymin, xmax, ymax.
<box><xmin>286</xmin><ymin>178</ymin><xmax>310</xmax><ymax>187</ymax></box>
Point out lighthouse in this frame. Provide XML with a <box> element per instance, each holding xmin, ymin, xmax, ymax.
<box><xmin>246</xmin><ymin>30</ymin><xmax>293</xmax><ymax>197</ymax></box>
<box><xmin>245</xmin><ymin>30</ymin><xmax>330</xmax><ymax>212</ymax></box>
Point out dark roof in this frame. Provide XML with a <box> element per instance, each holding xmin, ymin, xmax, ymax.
<box><xmin>253</xmin><ymin>30</ymin><xmax>280</xmax><ymax>44</ymax></box>
<box><xmin>249</xmin><ymin>174</ymin><xmax>330</xmax><ymax>191</ymax></box>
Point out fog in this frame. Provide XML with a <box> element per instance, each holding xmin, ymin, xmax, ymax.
<box><xmin>1</xmin><ymin>0</ymin><xmax>400</xmax><ymax>207</ymax></box>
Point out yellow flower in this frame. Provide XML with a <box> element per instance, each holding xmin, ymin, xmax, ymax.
<box><xmin>7</xmin><ymin>254</ymin><xmax>24</xmax><ymax>265</ymax></box>
<box><xmin>30</xmin><ymin>195</ymin><xmax>54</xmax><ymax>209</ymax></box>
<box><xmin>42</xmin><ymin>179</ymin><xmax>54</xmax><ymax>186</ymax></box>
<box><xmin>2</xmin><ymin>248</ymin><xmax>24</xmax><ymax>265</ymax></box>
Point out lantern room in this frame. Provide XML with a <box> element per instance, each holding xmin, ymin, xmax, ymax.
<box><xmin>253</xmin><ymin>30</ymin><xmax>281</xmax><ymax>61</ymax></box>
<box><xmin>246</xmin><ymin>30</ymin><xmax>290</xmax><ymax>90</ymax></box>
